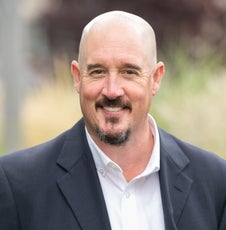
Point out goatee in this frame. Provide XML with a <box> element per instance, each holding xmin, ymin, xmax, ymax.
<box><xmin>95</xmin><ymin>127</ymin><xmax>130</xmax><ymax>146</ymax></box>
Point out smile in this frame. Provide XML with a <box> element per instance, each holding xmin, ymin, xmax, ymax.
<box><xmin>103</xmin><ymin>107</ymin><xmax>123</xmax><ymax>112</ymax></box>
<box><xmin>95</xmin><ymin>97</ymin><xmax>132</xmax><ymax>113</ymax></box>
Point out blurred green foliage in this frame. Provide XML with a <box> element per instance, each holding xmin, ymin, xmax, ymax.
<box><xmin>152</xmin><ymin>45</ymin><xmax>226</xmax><ymax>158</ymax></box>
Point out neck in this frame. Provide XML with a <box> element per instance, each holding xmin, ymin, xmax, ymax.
<box><xmin>94</xmin><ymin>124</ymin><xmax>154</xmax><ymax>182</ymax></box>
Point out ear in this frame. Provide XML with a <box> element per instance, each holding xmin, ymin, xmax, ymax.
<box><xmin>151</xmin><ymin>61</ymin><xmax>165</xmax><ymax>96</ymax></box>
<box><xmin>71</xmin><ymin>60</ymin><xmax>81</xmax><ymax>93</ymax></box>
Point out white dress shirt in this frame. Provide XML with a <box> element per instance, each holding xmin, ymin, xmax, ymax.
<box><xmin>85</xmin><ymin>115</ymin><xmax>165</xmax><ymax>230</ymax></box>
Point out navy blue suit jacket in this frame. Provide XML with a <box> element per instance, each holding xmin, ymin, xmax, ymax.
<box><xmin>0</xmin><ymin>119</ymin><xmax>226</xmax><ymax>229</ymax></box>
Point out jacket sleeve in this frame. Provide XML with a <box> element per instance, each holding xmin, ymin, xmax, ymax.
<box><xmin>0</xmin><ymin>163</ymin><xmax>21</xmax><ymax>230</ymax></box>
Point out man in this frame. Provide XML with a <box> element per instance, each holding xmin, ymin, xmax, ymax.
<box><xmin>0</xmin><ymin>11</ymin><xmax>225</xmax><ymax>230</ymax></box>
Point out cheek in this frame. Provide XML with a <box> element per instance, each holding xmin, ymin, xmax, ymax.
<box><xmin>80</xmin><ymin>77</ymin><xmax>105</xmax><ymax>99</ymax></box>
<box><xmin>79</xmin><ymin>82</ymin><xmax>104</xmax><ymax>119</ymax></box>
<box><xmin>80</xmin><ymin>81</ymin><xmax>101</xmax><ymax>101</ymax></box>
<box><xmin>127</xmin><ymin>84</ymin><xmax>152</xmax><ymax>113</ymax></box>
<box><xmin>126</xmin><ymin>81</ymin><xmax>151</xmax><ymax>101</ymax></box>
<box><xmin>79</xmin><ymin>91</ymin><xmax>97</xmax><ymax>124</ymax></box>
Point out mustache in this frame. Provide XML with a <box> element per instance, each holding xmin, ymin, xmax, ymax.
<box><xmin>95</xmin><ymin>97</ymin><xmax>132</xmax><ymax>110</ymax></box>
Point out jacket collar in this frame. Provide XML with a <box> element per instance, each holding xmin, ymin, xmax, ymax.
<box><xmin>56</xmin><ymin>120</ymin><xmax>193</xmax><ymax>230</ymax></box>
<box><xmin>159</xmin><ymin>128</ymin><xmax>193</xmax><ymax>230</ymax></box>
<box><xmin>56</xmin><ymin>119</ymin><xmax>111</xmax><ymax>230</ymax></box>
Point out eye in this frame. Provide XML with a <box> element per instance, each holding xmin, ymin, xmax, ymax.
<box><xmin>121</xmin><ymin>69</ymin><xmax>139</xmax><ymax>77</ymax></box>
<box><xmin>126</xmin><ymin>69</ymin><xmax>137</xmax><ymax>75</ymax></box>
<box><xmin>89</xmin><ymin>69</ymin><xmax>106</xmax><ymax>77</ymax></box>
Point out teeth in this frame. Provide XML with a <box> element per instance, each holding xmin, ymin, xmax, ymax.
<box><xmin>104</xmin><ymin>107</ymin><xmax>122</xmax><ymax>112</ymax></box>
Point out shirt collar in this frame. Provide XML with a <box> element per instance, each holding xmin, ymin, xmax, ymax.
<box><xmin>85</xmin><ymin>114</ymin><xmax>160</xmax><ymax>177</ymax></box>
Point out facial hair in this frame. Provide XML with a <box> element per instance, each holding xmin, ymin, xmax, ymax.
<box><xmin>94</xmin><ymin>96</ymin><xmax>132</xmax><ymax>145</ymax></box>
<box><xmin>95</xmin><ymin>126</ymin><xmax>130</xmax><ymax>146</ymax></box>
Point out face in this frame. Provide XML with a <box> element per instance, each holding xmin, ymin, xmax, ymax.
<box><xmin>72</xmin><ymin>22</ymin><xmax>164</xmax><ymax>146</ymax></box>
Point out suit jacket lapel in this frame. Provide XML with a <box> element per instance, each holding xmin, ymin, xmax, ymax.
<box><xmin>56</xmin><ymin>120</ymin><xmax>111</xmax><ymax>230</ymax></box>
<box><xmin>54</xmin><ymin>121</ymin><xmax>193</xmax><ymax>229</ymax></box>
<box><xmin>159</xmin><ymin>129</ymin><xmax>193</xmax><ymax>229</ymax></box>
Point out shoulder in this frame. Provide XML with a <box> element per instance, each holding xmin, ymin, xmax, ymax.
<box><xmin>0</xmin><ymin>119</ymin><xmax>87</xmax><ymax>202</ymax></box>
<box><xmin>159</xmin><ymin>128</ymin><xmax>226</xmax><ymax>210</ymax></box>
<box><xmin>0</xmin><ymin>119</ymin><xmax>85</xmax><ymax>176</ymax></box>
<box><xmin>159</xmin><ymin>128</ymin><xmax>226</xmax><ymax>174</ymax></box>
<box><xmin>0</xmin><ymin>132</ymin><xmax>68</xmax><ymax>186</ymax></box>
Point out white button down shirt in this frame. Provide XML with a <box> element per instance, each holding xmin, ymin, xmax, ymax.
<box><xmin>85</xmin><ymin>115</ymin><xmax>165</xmax><ymax>230</ymax></box>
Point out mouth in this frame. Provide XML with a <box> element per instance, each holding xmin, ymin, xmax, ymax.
<box><xmin>95</xmin><ymin>97</ymin><xmax>132</xmax><ymax>113</ymax></box>
<box><xmin>103</xmin><ymin>106</ymin><xmax>124</xmax><ymax>112</ymax></box>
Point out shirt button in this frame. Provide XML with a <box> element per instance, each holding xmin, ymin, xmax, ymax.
<box><xmin>98</xmin><ymin>168</ymin><xmax>106</xmax><ymax>177</ymax></box>
<box><xmin>124</xmin><ymin>191</ymin><xmax>130</xmax><ymax>198</ymax></box>
<box><xmin>109</xmin><ymin>162</ymin><xmax>117</xmax><ymax>169</ymax></box>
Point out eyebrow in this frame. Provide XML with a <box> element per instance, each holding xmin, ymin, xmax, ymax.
<box><xmin>122</xmin><ymin>63</ymin><xmax>142</xmax><ymax>72</ymax></box>
<box><xmin>87</xmin><ymin>63</ymin><xmax>142</xmax><ymax>72</ymax></box>
<box><xmin>87</xmin><ymin>63</ymin><xmax>104</xmax><ymax>71</ymax></box>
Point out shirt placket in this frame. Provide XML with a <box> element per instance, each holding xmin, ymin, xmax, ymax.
<box><xmin>121</xmin><ymin>186</ymin><xmax>138</xmax><ymax>230</ymax></box>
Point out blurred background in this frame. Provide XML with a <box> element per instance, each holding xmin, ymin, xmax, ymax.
<box><xmin>0</xmin><ymin>0</ymin><xmax>226</xmax><ymax>158</ymax></box>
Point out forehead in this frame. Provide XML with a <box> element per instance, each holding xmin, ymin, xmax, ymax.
<box><xmin>94</xmin><ymin>21</ymin><xmax>143</xmax><ymax>41</ymax></box>
<box><xmin>82</xmin><ymin>21</ymin><xmax>152</xmax><ymax>65</ymax></box>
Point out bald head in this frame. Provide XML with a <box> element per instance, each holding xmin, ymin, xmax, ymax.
<box><xmin>78</xmin><ymin>11</ymin><xmax>157</xmax><ymax>66</ymax></box>
<box><xmin>82</xmin><ymin>11</ymin><xmax>153</xmax><ymax>36</ymax></box>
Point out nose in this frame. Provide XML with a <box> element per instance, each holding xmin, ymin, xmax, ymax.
<box><xmin>102</xmin><ymin>74</ymin><xmax>124</xmax><ymax>99</ymax></box>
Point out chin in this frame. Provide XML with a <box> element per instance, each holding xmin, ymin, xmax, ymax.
<box><xmin>95</xmin><ymin>126</ymin><xmax>131</xmax><ymax>146</ymax></box>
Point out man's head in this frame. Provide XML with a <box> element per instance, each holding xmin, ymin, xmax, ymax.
<box><xmin>71</xmin><ymin>11</ymin><xmax>165</xmax><ymax>146</ymax></box>
<box><xmin>78</xmin><ymin>11</ymin><xmax>157</xmax><ymax>67</ymax></box>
